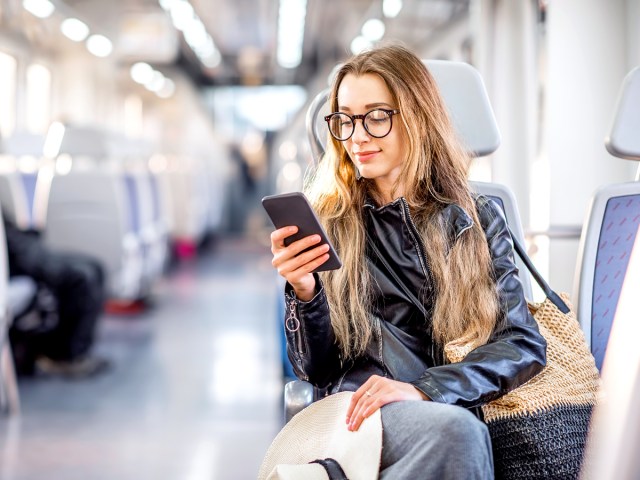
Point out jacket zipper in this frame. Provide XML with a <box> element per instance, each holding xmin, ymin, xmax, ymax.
<box><xmin>399</xmin><ymin>198</ymin><xmax>431</xmax><ymax>281</ymax></box>
<box><xmin>285</xmin><ymin>292</ymin><xmax>309</xmax><ymax>380</ymax></box>
<box><xmin>399</xmin><ymin>198</ymin><xmax>439</xmax><ymax>364</ymax></box>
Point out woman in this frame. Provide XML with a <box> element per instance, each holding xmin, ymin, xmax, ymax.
<box><xmin>269</xmin><ymin>44</ymin><xmax>546</xmax><ymax>479</ymax></box>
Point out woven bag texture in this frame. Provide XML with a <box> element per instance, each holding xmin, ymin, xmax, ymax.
<box><xmin>445</xmin><ymin>293</ymin><xmax>600</xmax><ymax>480</ymax></box>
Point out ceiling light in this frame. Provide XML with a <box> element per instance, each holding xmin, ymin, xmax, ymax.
<box><xmin>158</xmin><ymin>0</ymin><xmax>176</xmax><ymax>11</ymax></box>
<box><xmin>130</xmin><ymin>62</ymin><xmax>154</xmax><ymax>84</ymax></box>
<box><xmin>350</xmin><ymin>36</ymin><xmax>372</xmax><ymax>55</ymax></box>
<box><xmin>277</xmin><ymin>0</ymin><xmax>307</xmax><ymax>69</ymax></box>
<box><xmin>163</xmin><ymin>0</ymin><xmax>222</xmax><ymax>70</ymax></box>
<box><xmin>383</xmin><ymin>0</ymin><xmax>403</xmax><ymax>18</ymax></box>
<box><xmin>61</xmin><ymin>18</ymin><xmax>90</xmax><ymax>42</ymax></box>
<box><xmin>169</xmin><ymin>0</ymin><xmax>194</xmax><ymax>32</ymax></box>
<box><xmin>362</xmin><ymin>19</ymin><xmax>385</xmax><ymax>41</ymax></box>
<box><xmin>145</xmin><ymin>71</ymin><xmax>166</xmax><ymax>92</ymax></box>
<box><xmin>86</xmin><ymin>35</ymin><xmax>113</xmax><ymax>57</ymax></box>
<box><xmin>22</xmin><ymin>0</ymin><xmax>55</xmax><ymax>19</ymax></box>
<box><xmin>157</xmin><ymin>78</ymin><xmax>176</xmax><ymax>98</ymax></box>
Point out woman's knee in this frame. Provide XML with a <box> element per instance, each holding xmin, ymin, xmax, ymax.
<box><xmin>437</xmin><ymin>404</ymin><xmax>490</xmax><ymax>444</ymax></box>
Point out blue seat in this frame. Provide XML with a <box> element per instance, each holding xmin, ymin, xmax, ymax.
<box><xmin>579</xmin><ymin>66</ymin><xmax>640</xmax><ymax>480</ymax></box>
<box><xmin>573</xmin><ymin>66</ymin><xmax>640</xmax><ymax>371</ymax></box>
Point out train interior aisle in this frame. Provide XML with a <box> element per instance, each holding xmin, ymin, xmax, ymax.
<box><xmin>0</xmin><ymin>236</ymin><xmax>283</xmax><ymax>480</ymax></box>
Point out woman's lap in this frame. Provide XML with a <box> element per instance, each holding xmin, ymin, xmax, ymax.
<box><xmin>379</xmin><ymin>400</ymin><xmax>494</xmax><ymax>480</ymax></box>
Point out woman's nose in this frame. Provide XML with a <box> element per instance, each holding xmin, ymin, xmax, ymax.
<box><xmin>351</xmin><ymin>120</ymin><xmax>370</xmax><ymax>144</ymax></box>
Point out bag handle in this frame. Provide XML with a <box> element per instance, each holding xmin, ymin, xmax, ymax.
<box><xmin>507</xmin><ymin>227</ymin><xmax>570</xmax><ymax>314</ymax></box>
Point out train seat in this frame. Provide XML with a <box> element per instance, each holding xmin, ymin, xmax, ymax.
<box><xmin>108</xmin><ymin>134</ymin><xmax>169</xmax><ymax>290</ymax></box>
<box><xmin>0</xmin><ymin>208</ymin><xmax>23</xmax><ymax>415</ymax></box>
<box><xmin>0</xmin><ymin>170</ymin><xmax>32</xmax><ymax>231</ymax></box>
<box><xmin>573</xmin><ymin>66</ymin><xmax>640</xmax><ymax>371</ymax></box>
<box><xmin>580</xmin><ymin>65</ymin><xmax>640</xmax><ymax>480</ymax></box>
<box><xmin>40</xmin><ymin>125</ymin><xmax>145</xmax><ymax>302</ymax></box>
<box><xmin>0</xmin><ymin>132</ymin><xmax>50</xmax><ymax>231</ymax></box>
<box><xmin>123</xmin><ymin>171</ymin><xmax>168</xmax><ymax>294</ymax></box>
<box><xmin>156</xmin><ymin>155</ymin><xmax>210</xmax><ymax>256</ymax></box>
<box><xmin>284</xmin><ymin>60</ymin><xmax>530</xmax><ymax>422</ymax></box>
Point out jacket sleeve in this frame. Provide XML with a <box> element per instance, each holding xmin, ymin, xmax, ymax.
<box><xmin>283</xmin><ymin>277</ymin><xmax>342</xmax><ymax>388</ymax></box>
<box><xmin>411</xmin><ymin>196</ymin><xmax>547</xmax><ymax>408</ymax></box>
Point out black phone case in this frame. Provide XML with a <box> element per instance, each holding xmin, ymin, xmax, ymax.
<box><xmin>262</xmin><ymin>192</ymin><xmax>342</xmax><ymax>272</ymax></box>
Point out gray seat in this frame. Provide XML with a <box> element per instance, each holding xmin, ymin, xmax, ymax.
<box><xmin>284</xmin><ymin>60</ymin><xmax>531</xmax><ymax>422</ymax></box>
<box><xmin>40</xmin><ymin>125</ymin><xmax>145</xmax><ymax>302</ymax></box>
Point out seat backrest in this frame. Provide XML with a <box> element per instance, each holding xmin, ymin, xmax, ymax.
<box><xmin>580</xmin><ymin>66</ymin><xmax>640</xmax><ymax>480</ymax></box>
<box><xmin>573</xmin><ymin>66</ymin><xmax>640</xmax><ymax>371</ymax></box>
<box><xmin>306</xmin><ymin>60</ymin><xmax>532</xmax><ymax>299</ymax></box>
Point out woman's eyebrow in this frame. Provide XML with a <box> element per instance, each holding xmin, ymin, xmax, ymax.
<box><xmin>338</xmin><ymin>102</ymin><xmax>394</xmax><ymax>112</ymax></box>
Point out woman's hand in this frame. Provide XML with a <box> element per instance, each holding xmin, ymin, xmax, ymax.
<box><xmin>270</xmin><ymin>226</ymin><xmax>331</xmax><ymax>301</ymax></box>
<box><xmin>346</xmin><ymin>375</ymin><xmax>430</xmax><ymax>431</ymax></box>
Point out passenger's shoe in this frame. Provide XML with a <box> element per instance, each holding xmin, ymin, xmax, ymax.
<box><xmin>35</xmin><ymin>355</ymin><xmax>111</xmax><ymax>379</ymax></box>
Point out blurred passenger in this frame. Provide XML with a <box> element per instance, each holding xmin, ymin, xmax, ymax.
<box><xmin>268</xmin><ymin>44</ymin><xmax>546</xmax><ymax>478</ymax></box>
<box><xmin>4</xmin><ymin>216</ymin><xmax>109</xmax><ymax>378</ymax></box>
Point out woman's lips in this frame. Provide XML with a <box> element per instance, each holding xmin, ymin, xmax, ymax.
<box><xmin>354</xmin><ymin>150</ymin><xmax>380</xmax><ymax>162</ymax></box>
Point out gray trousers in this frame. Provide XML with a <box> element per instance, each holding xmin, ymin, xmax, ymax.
<box><xmin>379</xmin><ymin>401</ymin><xmax>494</xmax><ymax>479</ymax></box>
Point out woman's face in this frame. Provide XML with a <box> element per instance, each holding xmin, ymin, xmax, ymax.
<box><xmin>336</xmin><ymin>73</ymin><xmax>407</xmax><ymax>199</ymax></box>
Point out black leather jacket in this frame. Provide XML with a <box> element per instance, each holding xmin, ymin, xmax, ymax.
<box><xmin>284</xmin><ymin>195</ymin><xmax>546</xmax><ymax>409</ymax></box>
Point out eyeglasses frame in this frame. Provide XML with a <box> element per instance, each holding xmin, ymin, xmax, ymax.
<box><xmin>324</xmin><ymin>108</ymin><xmax>401</xmax><ymax>141</ymax></box>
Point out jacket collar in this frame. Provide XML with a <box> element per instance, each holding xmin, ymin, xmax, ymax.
<box><xmin>363</xmin><ymin>196</ymin><xmax>474</xmax><ymax>243</ymax></box>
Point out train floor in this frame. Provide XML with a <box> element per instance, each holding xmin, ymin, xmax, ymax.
<box><xmin>0</xmin><ymin>235</ymin><xmax>284</xmax><ymax>480</ymax></box>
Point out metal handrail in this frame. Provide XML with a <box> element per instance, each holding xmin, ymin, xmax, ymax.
<box><xmin>525</xmin><ymin>225</ymin><xmax>583</xmax><ymax>240</ymax></box>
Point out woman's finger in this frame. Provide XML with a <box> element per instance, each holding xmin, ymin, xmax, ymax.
<box><xmin>270</xmin><ymin>226</ymin><xmax>297</xmax><ymax>251</ymax></box>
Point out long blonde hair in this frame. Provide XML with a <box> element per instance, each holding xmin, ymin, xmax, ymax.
<box><xmin>305</xmin><ymin>44</ymin><xmax>500</xmax><ymax>359</ymax></box>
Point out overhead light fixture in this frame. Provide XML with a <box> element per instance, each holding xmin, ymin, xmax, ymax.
<box><xmin>86</xmin><ymin>34</ymin><xmax>113</xmax><ymax>57</ymax></box>
<box><xmin>130</xmin><ymin>62</ymin><xmax>154</xmax><ymax>84</ymax></box>
<box><xmin>383</xmin><ymin>0</ymin><xmax>403</xmax><ymax>18</ymax></box>
<box><xmin>156</xmin><ymin>78</ymin><xmax>175</xmax><ymax>99</ymax></box>
<box><xmin>160</xmin><ymin>0</ymin><xmax>222</xmax><ymax>70</ymax></box>
<box><xmin>22</xmin><ymin>0</ymin><xmax>55</xmax><ymax>19</ymax></box>
<box><xmin>277</xmin><ymin>0</ymin><xmax>307</xmax><ymax>69</ymax></box>
<box><xmin>350</xmin><ymin>36</ymin><xmax>372</xmax><ymax>55</ymax></box>
<box><xmin>61</xmin><ymin>18</ymin><xmax>90</xmax><ymax>42</ymax></box>
<box><xmin>362</xmin><ymin>19</ymin><xmax>385</xmax><ymax>42</ymax></box>
<box><xmin>130</xmin><ymin>62</ymin><xmax>175</xmax><ymax>99</ymax></box>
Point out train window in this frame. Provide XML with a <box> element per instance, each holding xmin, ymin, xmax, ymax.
<box><xmin>0</xmin><ymin>51</ymin><xmax>17</xmax><ymax>138</ymax></box>
<box><xmin>26</xmin><ymin>63</ymin><xmax>51</xmax><ymax>134</ymax></box>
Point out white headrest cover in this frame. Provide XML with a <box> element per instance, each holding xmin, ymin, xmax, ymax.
<box><xmin>606</xmin><ymin>66</ymin><xmax>640</xmax><ymax>161</ymax></box>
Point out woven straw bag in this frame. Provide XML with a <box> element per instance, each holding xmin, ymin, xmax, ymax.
<box><xmin>446</xmin><ymin>292</ymin><xmax>600</xmax><ymax>479</ymax></box>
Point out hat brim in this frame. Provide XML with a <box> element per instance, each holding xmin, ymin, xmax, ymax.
<box><xmin>258</xmin><ymin>391</ymin><xmax>383</xmax><ymax>480</ymax></box>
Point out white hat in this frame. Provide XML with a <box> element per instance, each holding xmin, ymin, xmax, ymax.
<box><xmin>258</xmin><ymin>391</ymin><xmax>383</xmax><ymax>480</ymax></box>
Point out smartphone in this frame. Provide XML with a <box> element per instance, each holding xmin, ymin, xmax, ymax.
<box><xmin>262</xmin><ymin>192</ymin><xmax>342</xmax><ymax>272</ymax></box>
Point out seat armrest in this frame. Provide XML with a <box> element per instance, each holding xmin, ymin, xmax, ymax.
<box><xmin>284</xmin><ymin>380</ymin><xmax>315</xmax><ymax>423</ymax></box>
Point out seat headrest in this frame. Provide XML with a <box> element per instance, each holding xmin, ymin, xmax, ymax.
<box><xmin>307</xmin><ymin>59</ymin><xmax>501</xmax><ymax>161</ymax></box>
<box><xmin>605</xmin><ymin>66</ymin><xmax>640</xmax><ymax>161</ymax></box>
<box><xmin>3</xmin><ymin>132</ymin><xmax>46</xmax><ymax>157</ymax></box>
<box><xmin>51</xmin><ymin>124</ymin><xmax>109</xmax><ymax>159</ymax></box>
<box><xmin>425</xmin><ymin>60</ymin><xmax>501</xmax><ymax>158</ymax></box>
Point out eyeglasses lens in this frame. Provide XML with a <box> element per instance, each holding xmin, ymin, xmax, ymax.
<box><xmin>364</xmin><ymin>110</ymin><xmax>391</xmax><ymax>138</ymax></box>
<box><xmin>328</xmin><ymin>113</ymin><xmax>352</xmax><ymax>141</ymax></box>
<box><xmin>328</xmin><ymin>110</ymin><xmax>393</xmax><ymax>140</ymax></box>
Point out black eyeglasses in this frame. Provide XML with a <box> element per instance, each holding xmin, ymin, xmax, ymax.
<box><xmin>324</xmin><ymin>108</ymin><xmax>401</xmax><ymax>141</ymax></box>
